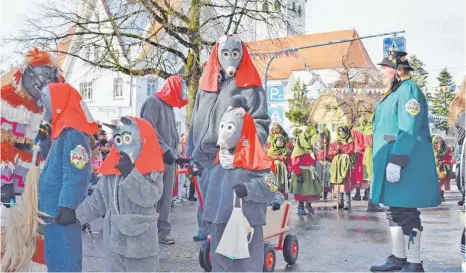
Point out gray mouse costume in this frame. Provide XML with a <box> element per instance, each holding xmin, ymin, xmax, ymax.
<box><xmin>187</xmin><ymin>35</ymin><xmax>269</xmax><ymax>239</ymax></box>
<box><xmin>208</xmin><ymin>108</ymin><xmax>282</xmax><ymax>272</ymax></box>
<box><xmin>76</xmin><ymin>116</ymin><xmax>165</xmax><ymax>272</ymax></box>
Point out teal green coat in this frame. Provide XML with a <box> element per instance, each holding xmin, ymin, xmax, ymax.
<box><xmin>370</xmin><ymin>79</ymin><xmax>440</xmax><ymax>208</ymax></box>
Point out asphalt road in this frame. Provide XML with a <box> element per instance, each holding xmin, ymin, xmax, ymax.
<box><xmin>82</xmin><ymin>187</ymin><xmax>464</xmax><ymax>272</ymax></box>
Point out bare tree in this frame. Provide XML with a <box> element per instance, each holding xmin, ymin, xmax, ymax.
<box><xmin>9</xmin><ymin>0</ymin><xmax>300</xmax><ymax>123</ymax></box>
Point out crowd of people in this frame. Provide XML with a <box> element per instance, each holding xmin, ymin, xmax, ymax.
<box><xmin>1</xmin><ymin>39</ymin><xmax>465</xmax><ymax>273</ymax></box>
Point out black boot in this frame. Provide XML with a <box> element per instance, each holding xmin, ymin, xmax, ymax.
<box><xmin>344</xmin><ymin>192</ymin><xmax>351</xmax><ymax>210</ymax></box>
<box><xmin>188</xmin><ymin>180</ymin><xmax>197</xmax><ymax>201</ymax></box>
<box><xmin>333</xmin><ymin>193</ymin><xmax>344</xmax><ymax>209</ymax></box>
<box><xmin>323</xmin><ymin>192</ymin><xmax>328</xmax><ymax>202</ymax></box>
<box><xmin>458</xmin><ymin>195</ymin><xmax>464</xmax><ymax>206</ymax></box>
<box><xmin>367</xmin><ymin>200</ymin><xmax>385</xmax><ymax>212</ymax></box>
<box><xmin>400</xmin><ymin>262</ymin><xmax>424</xmax><ymax>272</ymax></box>
<box><xmin>352</xmin><ymin>188</ymin><xmax>361</xmax><ymax>201</ymax></box>
<box><xmin>363</xmin><ymin>188</ymin><xmax>369</xmax><ymax>201</ymax></box>
<box><xmin>370</xmin><ymin>255</ymin><xmax>407</xmax><ymax>272</ymax></box>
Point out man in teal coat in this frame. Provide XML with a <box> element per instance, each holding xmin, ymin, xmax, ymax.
<box><xmin>370</xmin><ymin>51</ymin><xmax>440</xmax><ymax>273</ymax></box>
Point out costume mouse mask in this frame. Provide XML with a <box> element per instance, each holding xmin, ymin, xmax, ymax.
<box><xmin>217</xmin><ymin>35</ymin><xmax>243</xmax><ymax>77</ymax></box>
<box><xmin>22</xmin><ymin>66</ymin><xmax>58</xmax><ymax>105</ymax></box>
<box><xmin>104</xmin><ymin>117</ymin><xmax>142</xmax><ymax>163</ymax></box>
<box><xmin>217</xmin><ymin>106</ymin><xmax>245</xmax><ymax>150</ymax></box>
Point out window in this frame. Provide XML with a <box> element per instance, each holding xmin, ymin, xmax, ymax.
<box><xmin>168</xmin><ymin>52</ymin><xmax>177</xmax><ymax>62</ymax></box>
<box><xmin>274</xmin><ymin>0</ymin><xmax>281</xmax><ymax>11</ymax></box>
<box><xmin>94</xmin><ymin>45</ymin><xmax>100</xmax><ymax>61</ymax></box>
<box><xmin>291</xmin><ymin>2</ymin><xmax>295</xmax><ymax>11</ymax></box>
<box><xmin>113</xmin><ymin>78</ymin><xmax>123</xmax><ymax>98</ymax></box>
<box><xmin>298</xmin><ymin>5</ymin><xmax>302</xmax><ymax>16</ymax></box>
<box><xmin>83</xmin><ymin>46</ymin><xmax>91</xmax><ymax>60</ymax></box>
<box><xmin>262</xmin><ymin>2</ymin><xmax>269</xmax><ymax>12</ymax></box>
<box><xmin>79</xmin><ymin>82</ymin><xmax>93</xmax><ymax>100</ymax></box>
<box><xmin>147</xmin><ymin>78</ymin><xmax>158</xmax><ymax>96</ymax></box>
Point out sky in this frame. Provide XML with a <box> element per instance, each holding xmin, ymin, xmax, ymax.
<box><xmin>306</xmin><ymin>0</ymin><xmax>465</xmax><ymax>89</ymax></box>
<box><xmin>1</xmin><ymin>0</ymin><xmax>465</xmax><ymax>88</ymax></box>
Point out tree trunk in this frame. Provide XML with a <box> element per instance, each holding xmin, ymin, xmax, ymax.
<box><xmin>185</xmin><ymin>0</ymin><xmax>202</xmax><ymax>131</ymax></box>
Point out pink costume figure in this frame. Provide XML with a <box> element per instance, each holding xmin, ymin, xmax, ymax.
<box><xmin>351</xmin><ymin>117</ymin><xmax>370</xmax><ymax>201</ymax></box>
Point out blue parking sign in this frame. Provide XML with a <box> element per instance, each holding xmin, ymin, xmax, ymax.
<box><xmin>267</xmin><ymin>85</ymin><xmax>285</xmax><ymax>103</ymax></box>
<box><xmin>383</xmin><ymin>37</ymin><xmax>406</xmax><ymax>57</ymax></box>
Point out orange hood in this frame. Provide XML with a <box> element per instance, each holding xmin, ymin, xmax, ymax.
<box><xmin>155</xmin><ymin>75</ymin><xmax>187</xmax><ymax>108</ymax></box>
<box><xmin>49</xmin><ymin>83</ymin><xmax>98</xmax><ymax>139</ymax></box>
<box><xmin>231</xmin><ymin>112</ymin><xmax>273</xmax><ymax>171</ymax></box>
<box><xmin>199</xmin><ymin>42</ymin><xmax>263</xmax><ymax>92</ymax></box>
<box><xmin>98</xmin><ymin>117</ymin><xmax>165</xmax><ymax>175</ymax></box>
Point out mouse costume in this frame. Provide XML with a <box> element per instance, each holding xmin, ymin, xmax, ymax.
<box><xmin>76</xmin><ymin>117</ymin><xmax>164</xmax><ymax>271</ymax></box>
<box><xmin>38</xmin><ymin>83</ymin><xmax>98</xmax><ymax>272</ymax></box>
<box><xmin>140</xmin><ymin>75</ymin><xmax>187</xmax><ymax>244</ymax></box>
<box><xmin>187</xmin><ymin>35</ymin><xmax>270</xmax><ymax>241</ymax></box>
<box><xmin>208</xmin><ymin>108</ymin><xmax>281</xmax><ymax>272</ymax></box>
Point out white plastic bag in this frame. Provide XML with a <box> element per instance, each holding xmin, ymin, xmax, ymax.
<box><xmin>215</xmin><ymin>193</ymin><xmax>254</xmax><ymax>260</ymax></box>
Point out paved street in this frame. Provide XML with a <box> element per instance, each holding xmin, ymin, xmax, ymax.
<box><xmin>83</xmin><ymin>187</ymin><xmax>464</xmax><ymax>272</ymax></box>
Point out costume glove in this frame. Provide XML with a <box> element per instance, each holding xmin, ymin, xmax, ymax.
<box><xmin>115</xmin><ymin>152</ymin><xmax>134</xmax><ymax>178</ymax></box>
<box><xmin>163</xmin><ymin>150</ymin><xmax>175</xmax><ymax>165</ymax></box>
<box><xmin>232</xmin><ymin>184</ymin><xmax>248</xmax><ymax>198</ymax></box>
<box><xmin>55</xmin><ymin>207</ymin><xmax>77</xmax><ymax>225</ymax></box>
<box><xmin>271</xmin><ymin>202</ymin><xmax>281</xmax><ymax>211</ymax></box>
<box><xmin>386</xmin><ymin>163</ymin><xmax>401</xmax><ymax>183</ymax></box>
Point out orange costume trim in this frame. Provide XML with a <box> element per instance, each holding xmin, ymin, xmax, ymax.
<box><xmin>199</xmin><ymin>40</ymin><xmax>263</xmax><ymax>92</ymax></box>
<box><xmin>98</xmin><ymin>117</ymin><xmax>165</xmax><ymax>175</ymax></box>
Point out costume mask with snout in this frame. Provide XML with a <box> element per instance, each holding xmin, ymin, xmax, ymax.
<box><xmin>217</xmin><ymin>35</ymin><xmax>243</xmax><ymax>78</ymax></box>
<box><xmin>217</xmin><ymin>106</ymin><xmax>246</xmax><ymax>150</ymax></box>
<box><xmin>104</xmin><ymin>117</ymin><xmax>142</xmax><ymax>163</ymax></box>
<box><xmin>22</xmin><ymin>66</ymin><xmax>58</xmax><ymax>107</ymax></box>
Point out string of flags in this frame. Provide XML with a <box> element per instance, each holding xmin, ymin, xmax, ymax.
<box><xmin>317</xmin><ymin>88</ymin><xmax>385</xmax><ymax>95</ymax></box>
<box><xmin>428</xmin><ymin>114</ymin><xmax>447</xmax><ymax>121</ymax></box>
<box><xmin>250</xmin><ymin>49</ymin><xmax>299</xmax><ymax>60</ymax></box>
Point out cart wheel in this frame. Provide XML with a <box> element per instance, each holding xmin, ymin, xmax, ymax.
<box><xmin>263</xmin><ymin>243</ymin><xmax>276</xmax><ymax>272</ymax></box>
<box><xmin>199</xmin><ymin>240</ymin><xmax>212</xmax><ymax>272</ymax></box>
<box><xmin>283</xmin><ymin>234</ymin><xmax>299</xmax><ymax>265</ymax></box>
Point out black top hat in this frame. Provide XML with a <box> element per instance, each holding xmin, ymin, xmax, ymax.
<box><xmin>378</xmin><ymin>51</ymin><xmax>412</xmax><ymax>70</ymax></box>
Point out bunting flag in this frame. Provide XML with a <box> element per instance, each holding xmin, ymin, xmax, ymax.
<box><xmin>250</xmin><ymin>49</ymin><xmax>298</xmax><ymax>60</ymax></box>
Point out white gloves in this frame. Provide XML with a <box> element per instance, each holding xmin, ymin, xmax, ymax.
<box><xmin>386</xmin><ymin>163</ymin><xmax>401</xmax><ymax>183</ymax></box>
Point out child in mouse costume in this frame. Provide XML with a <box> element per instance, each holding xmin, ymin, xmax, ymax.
<box><xmin>209</xmin><ymin>107</ymin><xmax>282</xmax><ymax>272</ymax></box>
<box><xmin>76</xmin><ymin>116</ymin><xmax>164</xmax><ymax>272</ymax></box>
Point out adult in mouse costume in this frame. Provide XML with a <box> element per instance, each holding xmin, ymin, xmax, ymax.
<box><xmin>370</xmin><ymin>51</ymin><xmax>439</xmax><ymax>273</ymax></box>
<box><xmin>209</xmin><ymin>107</ymin><xmax>282</xmax><ymax>272</ymax></box>
<box><xmin>37</xmin><ymin>83</ymin><xmax>98</xmax><ymax>272</ymax></box>
<box><xmin>187</xmin><ymin>35</ymin><xmax>270</xmax><ymax>242</ymax></box>
<box><xmin>76</xmin><ymin>116</ymin><xmax>164</xmax><ymax>272</ymax></box>
<box><xmin>140</xmin><ymin>75</ymin><xmax>187</xmax><ymax>244</ymax></box>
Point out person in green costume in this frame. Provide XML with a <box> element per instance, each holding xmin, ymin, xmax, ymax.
<box><xmin>313</xmin><ymin>128</ymin><xmax>331</xmax><ymax>201</ymax></box>
<box><xmin>328</xmin><ymin>125</ymin><xmax>355</xmax><ymax>210</ymax></box>
<box><xmin>267</xmin><ymin>134</ymin><xmax>289</xmax><ymax>193</ymax></box>
<box><xmin>362</xmin><ymin>115</ymin><xmax>384</xmax><ymax>212</ymax></box>
<box><xmin>290</xmin><ymin>126</ymin><xmax>322</xmax><ymax>215</ymax></box>
<box><xmin>370</xmin><ymin>51</ymin><xmax>440</xmax><ymax>273</ymax></box>
<box><xmin>351</xmin><ymin>116</ymin><xmax>369</xmax><ymax>201</ymax></box>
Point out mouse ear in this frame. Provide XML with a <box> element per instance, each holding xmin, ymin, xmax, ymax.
<box><xmin>235</xmin><ymin>107</ymin><xmax>245</xmax><ymax>117</ymax></box>
<box><xmin>227</xmin><ymin>106</ymin><xmax>233</xmax><ymax>112</ymax></box>
<box><xmin>102</xmin><ymin>123</ymin><xmax>117</xmax><ymax>130</ymax></box>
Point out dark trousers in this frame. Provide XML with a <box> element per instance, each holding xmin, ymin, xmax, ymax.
<box><xmin>386</xmin><ymin>207</ymin><xmax>422</xmax><ymax>235</ymax></box>
<box><xmin>457</xmin><ymin>164</ymin><xmax>465</xmax><ymax>197</ymax></box>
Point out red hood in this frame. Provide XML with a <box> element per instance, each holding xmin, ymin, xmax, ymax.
<box><xmin>98</xmin><ymin>117</ymin><xmax>165</xmax><ymax>175</ymax></box>
<box><xmin>199</xmin><ymin>42</ymin><xmax>263</xmax><ymax>92</ymax></box>
<box><xmin>232</xmin><ymin>112</ymin><xmax>273</xmax><ymax>170</ymax></box>
<box><xmin>155</xmin><ymin>75</ymin><xmax>187</xmax><ymax>108</ymax></box>
<box><xmin>49</xmin><ymin>83</ymin><xmax>98</xmax><ymax>139</ymax></box>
